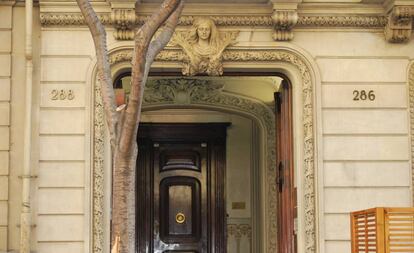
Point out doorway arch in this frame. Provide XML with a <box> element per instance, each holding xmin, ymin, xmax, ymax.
<box><xmin>89</xmin><ymin>46</ymin><xmax>320</xmax><ymax>253</ymax></box>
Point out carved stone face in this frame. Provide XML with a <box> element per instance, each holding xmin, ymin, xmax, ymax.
<box><xmin>197</xmin><ymin>23</ymin><xmax>211</xmax><ymax>41</ymax></box>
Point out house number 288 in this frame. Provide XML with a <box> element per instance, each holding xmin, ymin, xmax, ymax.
<box><xmin>353</xmin><ymin>90</ymin><xmax>375</xmax><ymax>101</ymax></box>
<box><xmin>50</xmin><ymin>89</ymin><xmax>75</xmax><ymax>100</ymax></box>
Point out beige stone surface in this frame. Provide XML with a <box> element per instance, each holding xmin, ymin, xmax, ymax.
<box><xmin>38</xmin><ymin>162</ymin><xmax>84</xmax><ymax>187</ymax></box>
<box><xmin>324</xmin><ymin>161</ymin><xmax>411</xmax><ymax>187</ymax></box>
<box><xmin>295</xmin><ymin>31</ymin><xmax>414</xmax><ymax>58</ymax></box>
<box><xmin>317</xmin><ymin>58</ymin><xmax>408</xmax><ymax>82</ymax></box>
<box><xmin>0</xmin><ymin>127</ymin><xmax>9</xmax><ymax>151</ymax></box>
<box><xmin>41</xmin><ymin>31</ymin><xmax>95</xmax><ymax>56</ymax></box>
<box><xmin>323</xmin><ymin>109</ymin><xmax>408</xmax><ymax>134</ymax></box>
<box><xmin>322</xmin><ymin>85</ymin><xmax>407</xmax><ymax>108</ymax></box>
<box><xmin>0</xmin><ymin>31</ymin><xmax>11</xmax><ymax>53</ymax></box>
<box><xmin>0</xmin><ymin>78</ymin><xmax>10</xmax><ymax>101</ymax></box>
<box><xmin>325</xmin><ymin>241</ymin><xmax>350</xmax><ymax>253</ymax></box>
<box><xmin>40</xmin><ymin>83</ymin><xmax>85</xmax><ymax>108</ymax></box>
<box><xmin>39</xmin><ymin>136</ymin><xmax>85</xmax><ymax>161</ymax></box>
<box><xmin>39</xmin><ymin>109</ymin><xmax>85</xmax><ymax>134</ymax></box>
<box><xmin>0</xmin><ymin>151</ymin><xmax>8</xmax><ymax>175</ymax></box>
<box><xmin>323</xmin><ymin>136</ymin><xmax>409</xmax><ymax>161</ymax></box>
<box><xmin>324</xmin><ymin>214</ymin><xmax>350</xmax><ymax>240</ymax></box>
<box><xmin>0</xmin><ymin>201</ymin><xmax>7</xmax><ymax>226</ymax></box>
<box><xmin>0</xmin><ymin>226</ymin><xmax>6</xmax><ymax>250</ymax></box>
<box><xmin>324</xmin><ymin>188</ymin><xmax>411</xmax><ymax>213</ymax></box>
<box><xmin>0</xmin><ymin>103</ymin><xmax>10</xmax><ymax>126</ymax></box>
<box><xmin>226</xmin><ymin>115</ymin><xmax>252</xmax><ymax>218</ymax></box>
<box><xmin>0</xmin><ymin>7</ymin><xmax>12</xmax><ymax>29</ymax></box>
<box><xmin>37</xmin><ymin>215</ymin><xmax>84</xmax><ymax>241</ymax></box>
<box><xmin>38</xmin><ymin>188</ymin><xmax>84</xmax><ymax>214</ymax></box>
<box><xmin>0</xmin><ymin>176</ymin><xmax>8</xmax><ymax>200</ymax></box>
<box><xmin>37</xmin><ymin>242</ymin><xmax>84</xmax><ymax>253</ymax></box>
<box><xmin>0</xmin><ymin>55</ymin><xmax>11</xmax><ymax>77</ymax></box>
<box><xmin>40</xmin><ymin>57</ymin><xmax>91</xmax><ymax>82</ymax></box>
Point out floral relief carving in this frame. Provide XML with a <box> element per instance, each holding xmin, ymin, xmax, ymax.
<box><xmin>171</xmin><ymin>17</ymin><xmax>239</xmax><ymax>76</ymax></box>
<box><xmin>144</xmin><ymin>79</ymin><xmax>224</xmax><ymax>104</ymax></box>
<box><xmin>94</xmin><ymin>47</ymin><xmax>316</xmax><ymax>253</ymax></box>
<box><xmin>40</xmin><ymin>12</ymin><xmax>387</xmax><ymax>28</ymax></box>
<box><xmin>409</xmin><ymin>63</ymin><xmax>414</xmax><ymax>206</ymax></box>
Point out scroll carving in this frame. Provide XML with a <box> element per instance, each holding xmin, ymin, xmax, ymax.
<box><xmin>111</xmin><ymin>8</ymin><xmax>136</xmax><ymax>40</ymax></box>
<box><xmin>172</xmin><ymin>18</ymin><xmax>239</xmax><ymax>76</ymax></box>
<box><xmin>385</xmin><ymin>6</ymin><xmax>414</xmax><ymax>43</ymax></box>
<box><xmin>272</xmin><ymin>10</ymin><xmax>298</xmax><ymax>41</ymax></box>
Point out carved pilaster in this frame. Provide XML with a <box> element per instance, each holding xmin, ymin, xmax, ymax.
<box><xmin>111</xmin><ymin>3</ymin><xmax>136</xmax><ymax>40</ymax></box>
<box><xmin>385</xmin><ymin>5</ymin><xmax>414</xmax><ymax>43</ymax></box>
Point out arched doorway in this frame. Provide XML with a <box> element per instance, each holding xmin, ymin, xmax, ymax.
<box><xmin>90</xmin><ymin>47</ymin><xmax>319</xmax><ymax>253</ymax></box>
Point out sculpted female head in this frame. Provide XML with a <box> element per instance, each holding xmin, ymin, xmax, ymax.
<box><xmin>188</xmin><ymin>17</ymin><xmax>220</xmax><ymax>47</ymax></box>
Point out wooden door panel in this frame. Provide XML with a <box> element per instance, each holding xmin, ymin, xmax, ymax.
<box><xmin>160</xmin><ymin>177</ymin><xmax>201</xmax><ymax>242</ymax></box>
<box><xmin>137</xmin><ymin>123</ymin><xmax>229</xmax><ymax>253</ymax></box>
<box><xmin>275</xmin><ymin>80</ymin><xmax>297</xmax><ymax>253</ymax></box>
<box><xmin>160</xmin><ymin>150</ymin><xmax>201</xmax><ymax>172</ymax></box>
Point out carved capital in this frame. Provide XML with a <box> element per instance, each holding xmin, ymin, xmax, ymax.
<box><xmin>272</xmin><ymin>10</ymin><xmax>298</xmax><ymax>41</ymax></box>
<box><xmin>111</xmin><ymin>7</ymin><xmax>136</xmax><ymax>40</ymax></box>
<box><xmin>385</xmin><ymin>5</ymin><xmax>414</xmax><ymax>43</ymax></box>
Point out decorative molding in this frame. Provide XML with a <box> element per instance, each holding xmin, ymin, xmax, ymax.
<box><xmin>227</xmin><ymin>224</ymin><xmax>252</xmax><ymax>239</ymax></box>
<box><xmin>93</xmin><ymin>70</ymin><xmax>106</xmax><ymax>253</ymax></box>
<box><xmin>40</xmin><ymin>12</ymin><xmax>386</xmax><ymax>29</ymax></box>
<box><xmin>409</xmin><ymin>62</ymin><xmax>414</xmax><ymax>206</ymax></box>
<box><xmin>385</xmin><ymin>6</ymin><xmax>414</xmax><ymax>43</ymax></box>
<box><xmin>94</xmin><ymin>47</ymin><xmax>316</xmax><ymax>253</ymax></box>
<box><xmin>39</xmin><ymin>13</ymin><xmax>111</xmax><ymax>26</ymax></box>
<box><xmin>298</xmin><ymin>15</ymin><xmax>387</xmax><ymax>28</ymax></box>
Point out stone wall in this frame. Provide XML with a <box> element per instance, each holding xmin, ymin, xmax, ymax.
<box><xmin>0</xmin><ymin>4</ymin><xmax>12</xmax><ymax>251</ymax></box>
<box><xmin>294</xmin><ymin>32</ymin><xmax>414</xmax><ymax>253</ymax></box>
<box><xmin>2</xmin><ymin>2</ymin><xmax>414</xmax><ymax>252</ymax></box>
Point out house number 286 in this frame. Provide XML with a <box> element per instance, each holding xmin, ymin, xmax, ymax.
<box><xmin>353</xmin><ymin>90</ymin><xmax>375</xmax><ymax>101</ymax></box>
<box><xmin>50</xmin><ymin>89</ymin><xmax>75</xmax><ymax>100</ymax></box>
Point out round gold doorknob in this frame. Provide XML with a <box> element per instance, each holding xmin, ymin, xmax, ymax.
<box><xmin>176</xmin><ymin>212</ymin><xmax>185</xmax><ymax>224</ymax></box>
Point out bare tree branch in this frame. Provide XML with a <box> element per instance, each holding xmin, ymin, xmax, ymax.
<box><xmin>144</xmin><ymin>0</ymin><xmax>184</xmax><ymax>74</ymax></box>
<box><xmin>117</xmin><ymin>0</ymin><xmax>182</xmax><ymax>159</ymax></box>
<box><xmin>110</xmin><ymin>1</ymin><xmax>184</xmax><ymax>253</ymax></box>
<box><xmin>76</xmin><ymin>0</ymin><xmax>118</xmax><ymax>149</ymax></box>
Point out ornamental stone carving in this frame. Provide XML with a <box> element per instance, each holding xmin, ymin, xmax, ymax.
<box><xmin>272</xmin><ymin>10</ymin><xmax>298</xmax><ymax>41</ymax></box>
<box><xmin>111</xmin><ymin>7</ymin><xmax>136</xmax><ymax>40</ymax></box>
<box><xmin>144</xmin><ymin>79</ymin><xmax>224</xmax><ymax>104</ymax></box>
<box><xmin>408</xmin><ymin>62</ymin><xmax>414</xmax><ymax>206</ymax></box>
<box><xmin>171</xmin><ymin>17</ymin><xmax>239</xmax><ymax>76</ymax></box>
<box><xmin>385</xmin><ymin>5</ymin><xmax>414</xmax><ymax>43</ymax></box>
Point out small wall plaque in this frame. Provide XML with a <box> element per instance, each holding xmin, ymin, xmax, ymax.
<box><xmin>232</xmin><ymin>202</ymin><xmax>246</xmax><ymax>210</ymax></box>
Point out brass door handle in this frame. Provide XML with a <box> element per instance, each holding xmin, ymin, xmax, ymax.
<box><xmin>175</xmin><ymin>212</ymin><xmax>185</xmax><ymax>224</ymax></box>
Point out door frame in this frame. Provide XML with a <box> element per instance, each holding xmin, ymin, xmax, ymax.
<box><xmin>136</xmin><ymin>123</ymin><xmax>229</xmax><ymax>253</ymax></box>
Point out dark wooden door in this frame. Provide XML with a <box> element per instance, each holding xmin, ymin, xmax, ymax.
<box><xmin>137</xmin><ymin>123</ymin><xmax>228</xmax><ymax>253</ymax></box>
<box><xmin>275</xmin><ymin>80</ymin><xmax>297</xmax><ymax>253</ymax></box>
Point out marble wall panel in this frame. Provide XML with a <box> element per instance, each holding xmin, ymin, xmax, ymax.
<box><xmin>38</xmin><ymin>188</ymin><xmax>84</xmax><ymax>214</ymax></box>
<box><xmin>38</xmin><ymin>162</ymin><xmax>84</xmax><ymax>187</ymax></box>
<box><xmin>39</xmin><ymin>135</ymin><xmax>85</xmax><ymax>161</ymax></box>
<box><xmin>317</xmin><ymin>58</ymin><xmax>408</xmax><ymax>83</ymax></box>
<box><xmin>323</xmin><ymin>136</ymin><xmax>409</xmax><ymax>161</ymax></box>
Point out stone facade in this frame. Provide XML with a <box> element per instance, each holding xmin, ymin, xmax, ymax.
<box><xmin>1</xmin><ymin>0</ymin><xmax>414</xmax><ymax>253</ymax></box>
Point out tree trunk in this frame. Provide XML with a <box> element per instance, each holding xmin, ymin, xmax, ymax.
<box><xmin>76</xmin><ymin>0</ymin><xmax>184</xmax><ymax>252</ymax></box>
